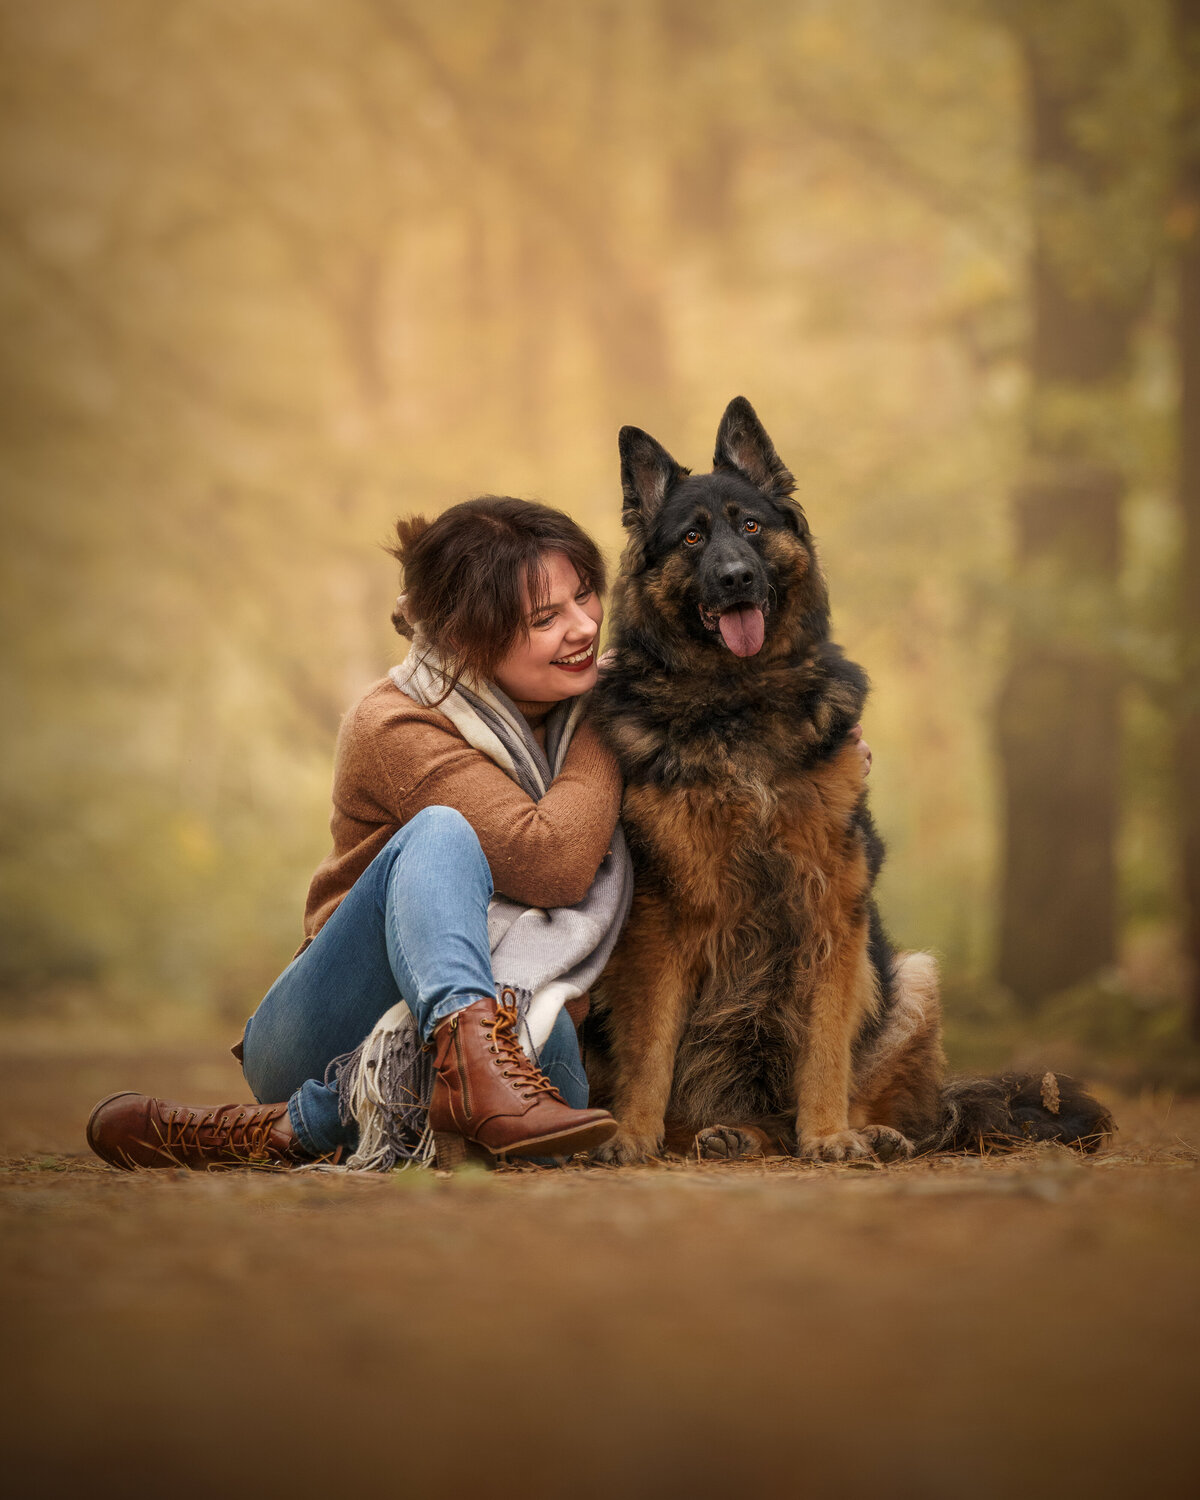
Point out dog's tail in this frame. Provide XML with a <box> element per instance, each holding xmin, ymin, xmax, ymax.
<box><xmin>921</xmin><ymin>1071</ymin><xmax>1115</xmax><ymax>1155</ymax></box>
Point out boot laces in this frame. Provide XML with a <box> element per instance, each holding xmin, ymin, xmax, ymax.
<box><xmin>156</xmin><ymin>1103</ymin><xmax>288</xmax><ymax>1162</ymax></box>
<box><xmin>485</xmin><ymin>1004</ymin><xmax>563</xmax><ymax>1101</ymax></box>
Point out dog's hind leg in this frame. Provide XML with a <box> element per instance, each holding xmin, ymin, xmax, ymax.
<box><xmin>592</xmin><ymin>891</ymin><xmax>702</xmax><ymax>1165</ymax></box>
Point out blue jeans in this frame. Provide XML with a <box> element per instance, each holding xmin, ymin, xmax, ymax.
<box><xmin>241</xmin><ymin>805</ymin><xmax>590</xmax><ymax>1156</ymax></box>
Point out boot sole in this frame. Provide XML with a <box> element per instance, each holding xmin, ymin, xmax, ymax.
<box><xmin>434</xmin><ymin>1117</ymin><xmax>618</xmax><ymax>1170</ymax></box>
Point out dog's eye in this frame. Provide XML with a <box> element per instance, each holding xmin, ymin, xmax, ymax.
<box><xmin>684</xmin><ymin>530</ymin><xmax>702</xmax><ymax>546</ymax></box>
<box><xmin>742</xmin><ymin>518</ymin><xmax>760</xmax><ymax>534</ymax></box>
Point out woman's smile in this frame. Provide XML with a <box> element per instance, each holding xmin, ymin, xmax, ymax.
<box><xmin>551</xmin><ymin>643</ymin><xmax>596</xmax><ymax>671</ymax></box>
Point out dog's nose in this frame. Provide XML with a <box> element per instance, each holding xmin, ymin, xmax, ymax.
<box><xmin>717</xmin><ymin>561</ymin><xmax>756</xmax><ymax>595</ymax></box>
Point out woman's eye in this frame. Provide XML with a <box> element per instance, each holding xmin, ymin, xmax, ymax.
<box><xmin>575</xmin><ymin>589</ymin><xmax>592</xmax><ymax>604</ymax></box>
<box><xmin>531</xmin><ymin>614</ymin><xmax>554</xmax><ymax>629</ymax></box>
<box><xmin>743</xmin><ymin>518</ymin><xmax>760</xmax><ymax>534</ymax></box>
<box><xmin>684</xmin><ymin>530</ymin><xmax>702</xmax><ymax>546</ymax></box>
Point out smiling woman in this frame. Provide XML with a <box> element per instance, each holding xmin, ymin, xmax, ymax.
<box><xmin>86</xmin><ymin>496</ymin><xmax>627</xmax><ymax>1173</ymax></box>
<box><xmin>494</xmin><ymin>551</ymin><xmax>604</xmax><ymax>701</ymax></box>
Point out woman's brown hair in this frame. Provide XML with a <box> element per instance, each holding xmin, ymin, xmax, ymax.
<box><xmin>387</xmin><ymin>495</ymin><xmax>607</xmax><ymax>699</ymax></box>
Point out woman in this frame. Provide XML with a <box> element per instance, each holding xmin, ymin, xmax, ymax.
<box><xmin>87</xmin><ymin>495</ymin><xmax>629</xmax><ymax>1170</ymax></box>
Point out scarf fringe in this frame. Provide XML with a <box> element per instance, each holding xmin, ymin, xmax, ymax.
<box><xmin>328</xmin><ymin>1007</ymin><xmax>435</xmax><ymax>1171</ymax></box>
<box><xmin>328</xmin><ymin>989</ymin><xmax>535</xmax><ymax>1172</ymax></box>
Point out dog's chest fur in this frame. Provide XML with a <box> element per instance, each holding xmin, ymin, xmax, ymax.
<box><xmin>596</xmin><ymin>671</ymin><xmax>873</xmax><ymax>1123</ymax></box>
<box><xmin>616</xmin><ymin>670</ymin><xmax>867</xmax><ymax>914</ymax></box>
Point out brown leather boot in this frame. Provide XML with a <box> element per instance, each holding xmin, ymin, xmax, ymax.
<box><xmin>427</xmin><ymin>993</ymin><xmax>617</xmax><ymax>1167</ymax></box>
<box><xmin>85</xmin><ymin>1091</ymin><xmax>338</xmax><ymax>1170</ymax></box>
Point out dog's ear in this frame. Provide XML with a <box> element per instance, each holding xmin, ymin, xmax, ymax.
<box><xmin>713</xmin><ymin>397</ymin><xmax>795</xmax><ymax>500</ymax></box>
<box><xmin>619</xmin><ymin>426</ymin><xmax>689</xmax><ymax>531</ymax></box>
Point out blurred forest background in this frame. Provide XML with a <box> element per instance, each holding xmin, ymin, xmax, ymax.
<box><xmin>2</xmin><ymin>0</ymin><xmax>1198</xmax><ymax>1082</ymax></box>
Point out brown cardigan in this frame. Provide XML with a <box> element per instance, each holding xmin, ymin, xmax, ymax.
<box><xmin>299</xmin><ymin>676</ymin><xmax>624</xmax><ymax>949</ymax></box>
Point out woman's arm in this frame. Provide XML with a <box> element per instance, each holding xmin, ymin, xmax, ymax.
<box><xmin>354</xmin><ymin>703</ymin><xmax>622</xmax><ymax>908</ymax></box>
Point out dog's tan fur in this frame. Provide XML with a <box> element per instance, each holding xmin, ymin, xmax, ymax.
<box><xmin>591</xmin><ymin>737</ymin><xmax>938</xmax><ymax>1162</ymax></box>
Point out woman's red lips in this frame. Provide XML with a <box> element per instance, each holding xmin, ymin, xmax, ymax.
<box><xmin>551</xmin><ymin>643</ymin><xmax>596</xmax><ymax>672</ymax></box>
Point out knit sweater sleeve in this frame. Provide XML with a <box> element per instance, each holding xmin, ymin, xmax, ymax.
<box><xmin>338</xmin><ymin>688</ymin><xmax>623</xmax><ymax>909</ymax></box>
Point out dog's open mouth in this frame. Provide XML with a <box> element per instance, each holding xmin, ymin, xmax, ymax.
<box><xmin>699</xmin><ymin>601</ymin><xmax>768</xmax><ymax>658</ymax></box>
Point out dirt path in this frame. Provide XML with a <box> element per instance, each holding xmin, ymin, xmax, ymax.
<box><xmin>2</xmin><ymin>1043</ymin><xmax>1197</xmax><ymax>1499</ymax></box>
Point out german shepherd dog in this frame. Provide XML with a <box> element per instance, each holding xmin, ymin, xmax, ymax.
<box><xmin>584</xmin><ymin>397</ymin><xmax>1113</xmax><ymax>1165</ymax></box>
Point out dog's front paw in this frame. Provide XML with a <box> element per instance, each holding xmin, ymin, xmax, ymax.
<box><xmin>694</xmin><ymin>1124</ymin><xmax>770</xmax><ymax>1161</ymax></box>
<box><xmin>798</xmin><ymin>1129</ymin><xmax>874</xmax><ymax>1163</ymax></box>
<box><xmin>592</xmin><ymin>1127</ymin><xmax>662</xmax><ymax>1165</ymax></box>
<box><xmin>858</xmin><ymin>1124</ymin><xmax>915</xmax><ymax>1162</ymax></box>
<box><xmin>798</xmin><ymin>1126</ymin><xmax>913</xmax><ymax>1164</ymax></box>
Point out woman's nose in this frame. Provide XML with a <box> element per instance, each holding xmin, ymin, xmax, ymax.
<box><xmin>564</xmin><ymin>604</ymin><xmax>598</xmax><ymax>639</ymax></box>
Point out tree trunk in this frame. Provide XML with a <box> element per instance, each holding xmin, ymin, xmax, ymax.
<box><xmin>996</xmin><ymin>10</ymin><xmax>1147</xmax><ymax>1007</ymax></box>
<box><xmin>997</xmin><ymin>471</ymin><xmax>1123</xmax><ymax>1003</ymax></box>
<box><xmin>1175</xmin><ymin>0</ymin><xmax>1200</xmax><ymax>1038</ymax></box>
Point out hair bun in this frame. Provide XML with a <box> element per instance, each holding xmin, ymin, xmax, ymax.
<box><xmin>391</xmin><ymin>593</ymin><xmax>414</xmax><ymax>639</ymax></box>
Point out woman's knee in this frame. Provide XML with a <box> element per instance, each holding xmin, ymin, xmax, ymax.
<box><xmin>404</xmin><ymin>804</ymin><xmax>472</xmax><ymax>838</ymax></box>
<box><xmin>382</xmin><ymin>806</ymin><xmax>493</xmax><ymax>895</ymax></box>
<box><xmin>391</xmin><ymin>805</ymin><xmax>477</xmax><ymax>854</ymax></box>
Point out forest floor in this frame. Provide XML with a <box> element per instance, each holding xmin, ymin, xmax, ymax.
<box><xmin>1</xmin><ymin>1033</ymin><xmax>1198</xmax><ymax>1500</ymax></box>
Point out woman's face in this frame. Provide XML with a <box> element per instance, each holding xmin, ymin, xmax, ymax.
<box><xmin>492</xmin><ymin>550</ymin><xmax>604</xmax><ymax>702</ymax></box>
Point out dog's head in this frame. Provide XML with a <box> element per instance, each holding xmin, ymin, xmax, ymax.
<box><xmin>615</xmin><ymin>397</ymin><xmax>829</xmax><ymax>662</ymax></box>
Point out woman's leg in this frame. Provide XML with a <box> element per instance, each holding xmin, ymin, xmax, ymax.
<box><xmin>88</xmin><ymin>804</ymin><xmax>609</xmax><ymax>1170</ymax></box>
<box><xmin>242</xmin><ymin>805</ymin><xmax>497</xmax><ymax>1156</ymax></box>
<box><xmin>536</xmin><ymin>1006</ymin><xmax>589</xmax><ymax>1110</ymax></box>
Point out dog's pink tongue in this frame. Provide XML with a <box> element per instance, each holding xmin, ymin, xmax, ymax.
<box><xmin>718</xmin><ymin>605</ymin><xmax>765</xmax><ymax>657</ymax></box>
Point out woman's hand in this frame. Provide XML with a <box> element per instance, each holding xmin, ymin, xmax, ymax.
<box><xmin>850</xmin><ymin>723</ymin><xmax>872</xmax><ymax>777</ymax></box>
